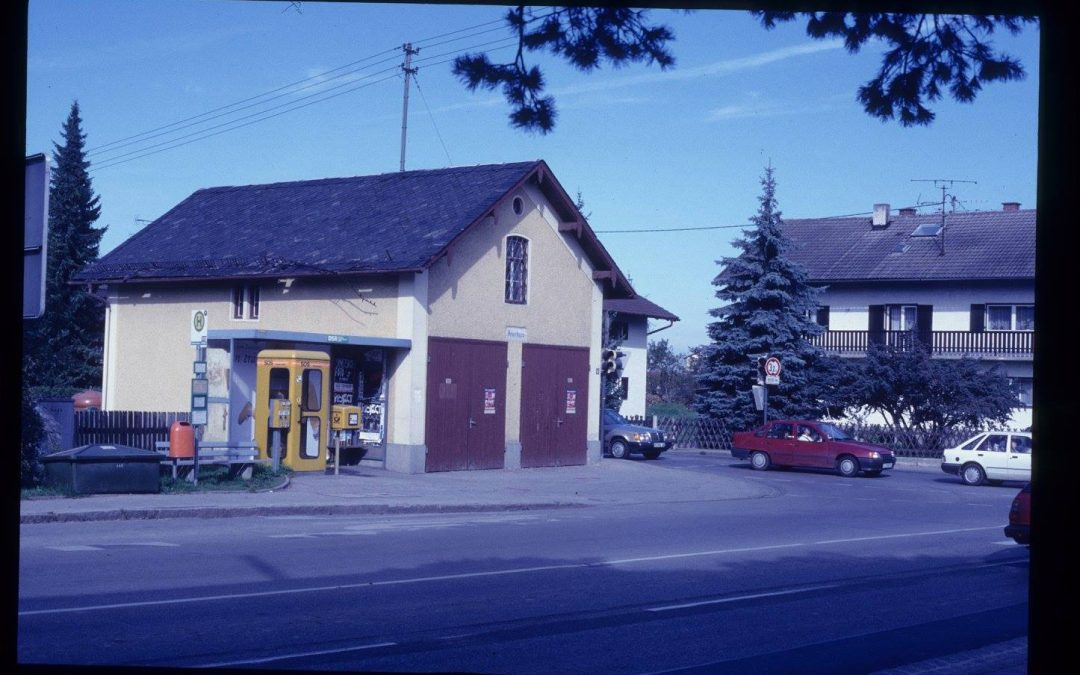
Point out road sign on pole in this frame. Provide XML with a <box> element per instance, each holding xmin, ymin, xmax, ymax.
<box><xmin>764</xmin><ymin>356</ymin><xmax>782</xmax><ymax>385</ymax></box>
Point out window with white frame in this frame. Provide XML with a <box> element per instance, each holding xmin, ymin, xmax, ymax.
<box><xmin>886</xmin><ymin>305</ymin><xmax>917</xmax><ymax>331</ymax></box>
<box><xmin>987</xmin><ymin>304</ymin><xmax>1034</xmax><ymax>331</ymax></box>
<box><xmin>231</xmin><ymin>284</ymin><xmax>260</xmax><ymax>320</ymax></box>
<box><xmin>505</xmin><ymin>236</ymin><xmax>528</xmax><ymax>304</ymax></box>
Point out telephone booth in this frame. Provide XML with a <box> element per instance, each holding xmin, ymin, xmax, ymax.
<box><xmin>254</xmin><ymin>349</ymin><xmax>330</xmax><ymax>472</ymax></box>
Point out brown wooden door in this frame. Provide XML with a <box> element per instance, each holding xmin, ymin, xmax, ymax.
<box><xmin>521</xmin><ymin>344</ymin><xmax>590</xmax><ymax>467</ymax></box>
<box><xmin>425</xmin><ymin>338</ymin><xmax>507</xmax><ymax>472</ymax></box>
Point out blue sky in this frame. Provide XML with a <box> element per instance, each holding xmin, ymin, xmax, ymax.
<box><xmin>25</xmin><ymin>1</ymin><xmax>1040</xmax><ymax>353</ymax></box>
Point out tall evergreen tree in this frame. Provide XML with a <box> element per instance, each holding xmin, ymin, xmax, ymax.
<box><xmin>695</xmin><ymin>166</ymin><xmax>824</xmax><ymax>430</ymax></box>
<box><xmin>23</xmin><ymin>101</ymin><xmax>106</xmax><ymax>392</ymax></box>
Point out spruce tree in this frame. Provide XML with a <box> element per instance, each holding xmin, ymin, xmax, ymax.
<box><xmin>23</xmin><ymin>101</ymin><xmax>106</xmax><ymax>392</ymax></box>
<box><xmin>695</xmin><ymin>166</ymin><xmax>824</xmax><ymax>430</ymax></box>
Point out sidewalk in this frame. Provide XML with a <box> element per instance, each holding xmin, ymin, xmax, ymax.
<box><xmin>18</xmin><ymin>448</ymin><xmax>946</xmax><ymax>525</ymax></box>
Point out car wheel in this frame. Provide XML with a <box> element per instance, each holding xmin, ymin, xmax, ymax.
<box><xmin>643</xmin><ymin>450</ymin><xmax>661</xmax><ymax>460</ymax></box>
<box><xmin>610</xmin><ymin>440</ymin><xmax>631</xmax><ymax>460</ymax></box>
<box><xmin>961</xmin><ymin>463</ymin><xmax>985</xmax><ymax>486</ymax></box>
<box><xmin>750</xmin><ymin>451</ymin><xmax>771</xmax><ymax>471</ymax></box>
<box><xmin>837</xmin><ymin>455</ymin><xmax>859</xmax><ymax>477</ymax></box>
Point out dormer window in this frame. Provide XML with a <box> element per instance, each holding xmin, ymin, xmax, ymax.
<box><xmin>232</xmin><ymin>284</ymin><xmax>260</xmax><ymax>320</ymax></box>
<box><xmin>505</xmin><ymin>236</ymin><xmax>528</xmax><ymax>304</ymax></box>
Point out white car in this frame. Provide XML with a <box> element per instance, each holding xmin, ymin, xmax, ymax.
<box><xmin>941</xmin><ymin>431</ymin><xmax>1032</xmax><ymax>486</ymax></box>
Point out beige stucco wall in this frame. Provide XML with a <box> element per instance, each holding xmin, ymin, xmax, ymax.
<box><xmin>102</xmin><ymin>275</ymin><xmax>398</xmax><ymax>412</ymax></box>
<box><xmin>426</xmin><ymin>184</ymin><xmax>596</xmax><ymax>347</ymax></box>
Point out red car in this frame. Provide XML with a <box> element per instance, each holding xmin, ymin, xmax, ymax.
<box><xmin>1004</xmin><ymin>482</ymin><xmax>1031</xmax><ymax>545</ymax></box>
<box><xmin>731</xmin><ymin>419</ymin><xmax>896</xmax><ymax>477</ymax></box>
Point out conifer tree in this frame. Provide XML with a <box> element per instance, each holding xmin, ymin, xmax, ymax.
<box><xmin>23</xmin><ymin>101</ymin><xmax>106</xmax><ymax>392</ymax></box>
<box><xmin>695</xmin><ymin>166</ymin><xmax>825</xmax><ymax>430</ymax></box>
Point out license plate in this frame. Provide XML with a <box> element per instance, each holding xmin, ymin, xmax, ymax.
<box><xmin>884</xmin><ymin>462</ymin><xmax>894</xmax><ymax>469</ymax></box>
<box><xmin>653</xmin><ymin>442</ymin><xmax>665</xmax><ymax>448</ymax></box>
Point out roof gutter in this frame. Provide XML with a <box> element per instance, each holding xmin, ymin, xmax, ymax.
<box><xmin>647</xmin><ymin>320</ymin><xmax>675</xmax><ymax>336</ymax></box>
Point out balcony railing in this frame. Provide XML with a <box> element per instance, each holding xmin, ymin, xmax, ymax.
<box><xmin>808</xmin><ymin>330</ymin><xmax>1033</xmax><ymax>358</ymax></box>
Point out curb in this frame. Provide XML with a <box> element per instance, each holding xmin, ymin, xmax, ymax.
<box><xmin>19</xmin><ymin>501</ymin><xmax>589</xmax><ymax>525</ymax></box>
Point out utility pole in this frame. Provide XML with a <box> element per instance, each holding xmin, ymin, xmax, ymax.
<box><xmin>399</xmin><ymin>43</ymin><xmax>419</xmax><ymax>173</ymax></box>
<box><xmin>911</xmin><ymin>178</ymin><xmax>976</xmax><ymax>256</ymax></box>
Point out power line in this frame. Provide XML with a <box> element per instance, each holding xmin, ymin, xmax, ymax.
<box><xmin>90</xmin><ymin>38</ymin><xmax>520</xmax><ymax>173</ymax></box>
<box><xmin>88</xmin><ymin>12</ymin><xmax>541</xmax><ymax>156</ymax></box>
<box><xmin>593</xmin><ymin>206</ymin><xmax>928</xmax><ymax>233</ymax></box>
<box><xmin>413</xmin><ymin>72</ymin><xmax>454</xmax><ymax>167</ymax></box>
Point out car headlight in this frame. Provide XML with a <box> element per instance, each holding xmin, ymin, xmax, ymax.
<box><xmin>868</xmin><ymin>451</ymin><xmax>880</xmax><ymax>459</ymax></box>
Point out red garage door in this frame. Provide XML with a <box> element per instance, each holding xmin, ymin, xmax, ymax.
<box><xmin>520</xmin><ymin>344</ymin><xmax>590</xmax><ymax>467</ymax></box>
<box><xmin>425</xmin><ymin>338</ymin><xmax>507</xmax><ymax>472</ymax></box>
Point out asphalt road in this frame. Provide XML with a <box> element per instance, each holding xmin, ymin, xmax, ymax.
<box><xmin>18</xmin><ymin>453</ymin><xmax>1029</xmax><ymax>672</ymax></box>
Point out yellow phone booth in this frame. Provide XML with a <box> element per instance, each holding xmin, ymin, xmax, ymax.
<box><xmin>254</xmin><ymin>349</ymin><xmax>330</xmax><ymax>472</ymax></box>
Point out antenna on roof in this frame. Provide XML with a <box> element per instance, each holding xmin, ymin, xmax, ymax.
<box><xmin>911</xmin><ymin>178</ymin><xmax>976</xmax><ymax>256</ymax></box>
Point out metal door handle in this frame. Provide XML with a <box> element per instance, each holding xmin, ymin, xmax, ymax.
<box><xmin>468</xmin><ymin>418</ymin><xmax>477</xmax><ymax>428</ymax></box>
<box><xmin>556</xmin><ymin>418</ymin><xmax>563</xmax><ymax>427</ymax></box>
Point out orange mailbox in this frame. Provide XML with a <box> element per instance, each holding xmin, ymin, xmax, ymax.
<box><xmin>169</xmin><ymin>421</ymin><xmax>194</xmax><ymax>458</ymax></box>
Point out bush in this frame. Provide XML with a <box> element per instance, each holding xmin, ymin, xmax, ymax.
<box><xmin>646</xmin><ymin>401</ymin><xmax>696</xmax><ymax>417</ymax></box>
<box><xmin>21</xmin><ymin>382</ymin><xmax>47</xmax><ymax>488</ymax></box>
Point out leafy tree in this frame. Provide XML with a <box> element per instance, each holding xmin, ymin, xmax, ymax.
<box><xmin>695</xmin><ymin>165</ymin><xmax>825</xmax><ymax>431</ymax></box>
<box><xmin>23</xmin><ymin>101</ymin><xmax>107</xmax><ymax>392</ymax></box>
<box><xmin>647</xmin><ymin>338</ymin><xmax>696</xmax><ymax>407</ymax></box>
<box><xmin>842</xmin><ymin>341</ymin><xmax>1019</xmax><ymax>433</ymax></box>
<box><xmin>20</xmin><ymin>380</ymin><xmax>47</xmax><ymax>488</ymax></box>
<box><xmin>454</xmin><ymin>7</ymin><xmax>1034</xmax><ymax>132</ymax></box>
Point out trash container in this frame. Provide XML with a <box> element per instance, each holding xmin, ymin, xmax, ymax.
<box><xmin>169</xmin><ymin>421</ymin><xmax>194</xmax><ymax>458</ymax></box>
<box><xmin>41</xmin><ymin>444</ymin><xmax>161</xmax><ymax>494</ymax></box>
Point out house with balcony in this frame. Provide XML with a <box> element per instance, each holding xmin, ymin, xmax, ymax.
<box><xmin>782</xmin><ymin>201</ymin><xmax>1034</xmax><ymax>429</ymax></box>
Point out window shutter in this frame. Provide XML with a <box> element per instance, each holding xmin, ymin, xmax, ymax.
<box><xmin>868</xmin><ymin>305</ymin><xmax>884</xmax><ymax>346</ymax></box>
<box><xmin>816</xmin><ymin>306</ymin><xmax>830</xmax><ymax>328</ymax></box>
<box><xmin>970</xmin><ymin>304</ymin><xmax>986</xmax><ymax>332</ymax></box>
<box><xmin>916</xmin><ymin>305</ymin><xmax>933</xmax><ymax>352</ymax></box>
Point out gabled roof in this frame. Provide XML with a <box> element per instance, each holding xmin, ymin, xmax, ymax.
<box><xmin>781</xmin><ymin>208</ymin><xmax>1035</xmax><ymax>283</ymax></box>
<box><xmin>74</xmin><ymin>160</ymin><xmax>635</xmax><ymax>296</ymax></box>
<box><xmin>604</xmin><ymin>297</ymin><xmax>679</xmax><ymax>322</ymax></box>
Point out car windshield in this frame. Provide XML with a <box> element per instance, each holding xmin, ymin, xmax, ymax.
<box><xmin>817</xmin><ymin>423</ymin><xmax>850</xmax><ymax>440</ymax></box>
<box><xmin>605</xmin><ymin>410</ymin><xmax>627</xmax><ymax>425</ymax></box>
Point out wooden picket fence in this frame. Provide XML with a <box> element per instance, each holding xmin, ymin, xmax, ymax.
<box><xmin>74</xmin><ymin>410</ymin><xmax>190</xmax><ymax>452</ymax></box>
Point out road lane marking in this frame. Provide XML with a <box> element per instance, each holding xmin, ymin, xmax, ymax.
<box><xmin>198</xmin><ymin>641</ymin><xmax>397</xmax><ymax>668</ymax></box>
<box><xmin>814</xmin><ymin>526</ymin><xmax>999</xmax><ymax>545</ymax></box>
<box><xmin>46</xmin><ymin>545</ymin><xmax>102</xmax><ymax>552</ymax></box>
<box><xmin>17</xmin><ymin>527</ymin><xmax>1008</xmax><ymax>617</ymax></box>
<box><xmin>647</xmin><ymin>583</ymin><xmax>843</xmax><ymax>612</ymax></box>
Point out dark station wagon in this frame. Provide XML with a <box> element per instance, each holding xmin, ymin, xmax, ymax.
<box><xmin>731</xmin><ymin>420</ymin><xmax>896</xmax><ymax>477</ymax></box>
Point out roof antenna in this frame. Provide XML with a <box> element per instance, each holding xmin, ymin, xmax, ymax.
<box><xmin>911</xmin><ymin>179</ymin><xmax>976</xmax><ymax>255</ymax></box>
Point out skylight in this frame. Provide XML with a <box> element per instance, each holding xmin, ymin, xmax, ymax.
<box><xmin>911</xmin><ymin>222</ymin><xmax>943</xmax><ymax>237</ymax></box>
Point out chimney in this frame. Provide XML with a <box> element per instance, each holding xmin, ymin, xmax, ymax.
<box><xmin>872</xmin><ymin>203</ymin><xmax>890</xmax><ymax>228</ymax></box>
<box><xmin>898</xmin><ymin>207</ymin><xmax>917</xmax><ymax>216</ymax></box>
<box><xmin>1002</xmin><ymin>202</ymin><xmax>1020</xmax><ymax>212</ymax></box>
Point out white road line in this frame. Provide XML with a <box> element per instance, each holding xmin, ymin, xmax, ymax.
<box><xmin>17</xmin><ymin>527</ymin><xmax>1009</xmax><ymax>617</ymax></box>
<box><xmin>46</xmin><ymin>545</ymin><xmax>102</xmax><ymax>552</ymax></box>
<box><xmin>647</xmin><ymin>583</ymin><xmax>843</xmax><ymax>612</ymax></box>
<box><xmin>814</xmin><ymin>526</ymin><xmax>1000</xmax><ymax>545</ymax></box>
<box><xmin>199</xmin><ymin>641</ymin><xmax>397</xmax><ymax>668</ymax></box>
<box><xmin>131</xmin><ymin>542</ymin><xmax>180</xmax><ymax>547</ymax></box>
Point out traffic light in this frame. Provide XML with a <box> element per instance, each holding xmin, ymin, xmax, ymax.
<box><xmin>614</xmin><ymin>350</ymin><xmax>627</xmax><ymax>377</ymax></box>
<box><xmin>601</xmin><ymin>349</ymin><xmax>617</xmax><ymax>374</ymax></box>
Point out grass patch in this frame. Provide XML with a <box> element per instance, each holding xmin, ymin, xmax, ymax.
<box><xmin>160</xmin><ymin>464</ymin><xmax>291</xmax><ymax>494</ymax></box>
<box><xmin>20</xmin><ymin>485</ymin><xmax>76</xmax><ymax>500</ymax></box>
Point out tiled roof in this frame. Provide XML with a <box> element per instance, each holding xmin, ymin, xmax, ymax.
<box><xmin>604</xmin><ymin>297</ymin><xmax>679</xmax><ymax>322</ymax></box>
<box><xmin>781</xmin><ymin>208</ymin><xmax>1035</xmax><ymax>282</ymax></box>
<box><xmin>75</xmin><ymin>161</ymin><xmax>544</xmax><ymax>282</ymax></box>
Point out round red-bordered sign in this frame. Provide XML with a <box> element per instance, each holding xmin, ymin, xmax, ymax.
<box><xmin>764</xmin><ymin>357</ymin><xmax>782</xmax><ymax>377</ymax></box>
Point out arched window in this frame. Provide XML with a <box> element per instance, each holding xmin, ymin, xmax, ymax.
<box><xmin>505</xmin><ymin>236</ymin><xmax>528</xmax><ymax>304</ymax></box>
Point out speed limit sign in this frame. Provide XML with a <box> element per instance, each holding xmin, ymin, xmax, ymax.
<box><xmin>764</xmin><ymin>356</ymin><xmax>782</xmax><ymax>384</ymax></box>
